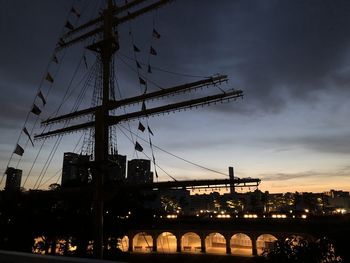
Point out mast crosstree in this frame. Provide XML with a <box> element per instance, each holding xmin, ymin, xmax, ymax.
<box><xmin>34</xmin><ymin>0</ymin><xmax>245</xmax><ymax>259</ymax></box>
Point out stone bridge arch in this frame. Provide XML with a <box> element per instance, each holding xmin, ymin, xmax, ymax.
<box><xmin>256</xmin><ymin>234</ymin><xmax>278</xmax><ymax>255</ymax></box>
<box><xmin>181</xmin><ymin>232</ymin><xmax>201</xmax><ymax>253</ymax></box>
<box><xmin>205</xmin><ymin>232</ymin><xmax>226</xmax><ymax>254</ymax></box>
<box><xmin>130</xmin><ymin>232</ymin><xmax>153</xmax><ymax>253</ymax></box>
<box><xmin>156</xmin><ymin>232</ymin><xmax>177</xmax><ymax>253</ymax></box>
<box><xmin>230</xmin><ymin>232</ymin><xmax>253</xmax><ymax>256</ymax></box>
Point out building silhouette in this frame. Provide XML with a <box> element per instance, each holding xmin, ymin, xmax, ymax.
<box><xmin>107</xmin><ymin>154</ymin><xmax>127</xmax><ymax>184</ymax></box>
<box><xmin>61</xmin><ymin>153</ymin><xmax>90</xmax><ymax>187</ymax></box>
<box><xmin>127</xmin><ymin>159</ymin><xmax>153</xmax><ymax>184</ymax></box>
<box><xmin>61</xmin><ymin>152</ymin><xmax>127</xmax><ymax>187</ymax></box>
<box><xmin>5</xmin><ymin>167</ymin><xmax>22</xmax><ymax>191</ymax></box>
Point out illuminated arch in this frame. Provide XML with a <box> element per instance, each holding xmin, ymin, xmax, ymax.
<box><xmin>230</xmin><ymin>233</ymin><xmax>252</xmax><ymax>256</ymax></box>
<box><xmin>181</xmin><ymin>232</ymin><xmax>201</xmax><ymax>253</ymax></box>
<box><xmin>205</xmin><ymin>232</ymin><xmax>226</xmax><ymax>254</ymax></box>
<box><xmin>132</xmin><ymin>232</ymin><xmax>153</xmax><ymax>253</ymax></box>
<box><xmin>257</xmin><ymin>234</ymin><xmax>277</xmax><ymax>255</ymax></box>
<box><xmin>157</xmin><ymin>232</ymin><xmax>177</xmax><ymax>253</ymax></box>
<box><xmin>117</xmin><ymin>236</ymin><xmax>129</xmax><ymax>252</ymax></box>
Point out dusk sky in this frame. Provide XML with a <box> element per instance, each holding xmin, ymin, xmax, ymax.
<box><xmin>1</xmin><ymin>0</ymin><xmax>350</xmax><ymax>193</ymax></box>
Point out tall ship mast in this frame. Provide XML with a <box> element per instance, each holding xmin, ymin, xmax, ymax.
<box><xmin>1</xmin><ymin>0</ymin><xmax>259</xmax><ymax>259</ymax></box>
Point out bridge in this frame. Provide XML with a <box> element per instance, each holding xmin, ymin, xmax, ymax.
<box><xmin>0</xmin><ymin>215</ymin><xmax>349</xmax><ymax>261</ymax></box>
<box><xmin>116</xmin><ymin>216</ymin><xmax>350</xmax><ymax>257</ymax></box>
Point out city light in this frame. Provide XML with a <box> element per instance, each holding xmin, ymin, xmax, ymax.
<box><xmin>272</xmin><ymin>214</ymin><xmax>287</xmax><ymax>219</ymax></box>
<box><xmin>244</xmin><ymin>214</ymin><xmax>258</xmax><ymax>218</ymax></box>
<box><xmin>217</xmin><ymin>214</ymin><xmax>231</xmax><ymax>218</ymax></box>
<box><xmin>166</xmin><ymin>214</ymin><xmax>178</xmax><ymax>219</ymax></box>
<box><xmin>335</xmin><ymin>208</ymin><xmax>346</xmax><ymax>214</ymax></box>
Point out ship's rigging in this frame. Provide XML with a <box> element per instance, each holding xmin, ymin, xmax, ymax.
<box><xmin>0</xmin><ymin>0</ymin><xmax>260</xmax><ymax>258</ymax></box>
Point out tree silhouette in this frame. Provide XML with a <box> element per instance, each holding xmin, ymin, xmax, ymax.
<box><xmin>263</xmin><ymin>236</ymin><xmax>342</xmax><ymax>263</ymax></box>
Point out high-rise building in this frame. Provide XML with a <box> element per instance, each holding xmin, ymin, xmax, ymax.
<box><xmin>61</xmin><ymin>152</ymin><xmax>90</xmax><ymax>187</ymax></box>
<box><xmin>127</xmin><ymin>159</ymin><xmax>153</xmax><ymax>184</ymax></box>
<box><xmin>107</xmin><ymin>154</ymin><xmax>127</xmax><ymax>184</ymax></box>
<box><xmin>5</xmin><ymin>167</ymin><xmax>22</xmax><ymax>191</ymax></box>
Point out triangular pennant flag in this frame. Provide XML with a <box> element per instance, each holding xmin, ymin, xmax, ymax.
<box><xmin>148</xmin><ymin>64</ymin><xmax>152</xmax><ymax>73</ymax></box>
<box><xmin>136</xmin><ymin>61</ymin><xmax>142</xmax><ymax>69</ymax></box>
<box><xmin>65</xmin><ymin>21</ymin><xmax>74</xmax><ymax>30</ymax></box>
<box><xmin>139</xmin><ymin>77</ymin><xmax>146</xmax><ymax>85</ymax></box>
<box><xmin>142</xmin><ymin>101</ymin><xmax>146</xmax><ymax>111</ymax></box>
<box><xmin>150</xmin><ymin>46</ymin><xmax>157</xmax><ymax>56</ymax></box>
<box><xmin>71</xmin><ymin>7</ymin><xmax>81</xmax><ymax>18</ymax></box>
<box><xmin>14</xmin><ymin>144</ymin><xmax>24</xmax><ymax>156</ymax></box>
<box><xmin>52</xmin><ymin>55</ymin><xmax>58</xmax><ymax>64</ymax></box>
<box><xmin>138</xmin><ymin>122</ymin><xmax>145</xmax><ymax>132</ymax></box>
<box><xmin>148</xmin><ymin>126</ymin><xmax>154</xmax><ymax>136</ymax></box>
<box><xmin>135</xmin><ymin>141</ymin><xmax>143</xmax><ymax>152</ymax></box>
<box><xmin>23</xmin><ymin>127</ymin><xmax>34</xmax><ymax>147</ymax></box>
<box><xmin>83</xmin><ymin>55</ymin><xmax>88</xmax><ymax>69</ymax></box>
<box><xmin>46</xmin><ymin>73</ymin><xmax>54</xmax><ymax>83</ymax></box>
<box><xmin>152</xmin><ymin>28</ymin><xmax>161</xmax><ymax>39</ymax></box>
<box><xmin>37</xmin><ymin>91</ymin><xmax>46</xmax><ymax>105</ymax></box>
<box><xmin>133</xmin><ymin>45</ymin><xmax>140</xmax><ymax>52</ymax></box>
<box><xmin>31</xmin><ymin>104</ymin><xmax>42</xmax><ymax>116</ymax></box>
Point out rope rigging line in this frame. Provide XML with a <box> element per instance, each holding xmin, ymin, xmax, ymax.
<box><xmin>141</xmin><ymin>150</ymin><xmax>177</xmax><ymax>182</ymax></box>
<box><xmin>145</xmin><ymin>14</ymin><xmax>159</xmax><ymax>181</ymax></box>
<box><xmin>32</xmin><ymin>55</ymin><xmax>100</xmax><ymax>189</ymax></box>
<box><xmin>38</xmin><ymin>132</ymin><xmax>84</xmax><ymax>189</ymax></box>
<box><xmin>33</xmin><ymin>135</ymin><xmax>63</xmax><ymax>189</ymax></box>
<box><xmin>117</xmin><ymin>55</ymin><xmax>164</xmax><ymax>91</ymax></box>
<box><xmin>47</xmin><ymin>54</ymin><xmax>87</xmax><ymax>119</ymax></box>
<box><xmin>23</xmin><ymin>50</ymin><xmax>94</xmax><ymax>189</ymax></box>
<box><xmin>13</xmin><ymin>45</ymin><xmax>69</xmax><ymax>171</ymax></box>
<box><xmin>118</xmin><ymin>52</ymin><xmax>212</xmax><ymax>79</ymax></box>
<box><xmin>24</xmin><ymin>0</ymin><xmax>109</xmax><ymax>189</ymax></box>
<box><xmin>114</xmin><ymin>67</ymin><xmax>137</xmax><ymax>157</ymax></box>
<box><xmin>109</xmin><ymin>55</ymin><xmax>119</xmax><ymax>154</ymax></box>
<box><xmin>123</xmin><ymin>15</ymin><xmax>165</xmax><ymax>163</ymax></box>
<box><xmin>117</xmin><ymin>125</ymin><xmax>177</xmax><ymax>181</ymax></box>
<box><xmin>1</xmin><ymin>0</ymin><xmax>87</xmax><ymax>187</ymax></box>
<box><xmin>125</xmin><ymin>21</ymin><xmax>148</xmax><ymax>159</ymax></box>
<box><xmin>3</xmin><ymin>0</ymin><xmax>109</xmax><ymax>189</ymax></box>
<box><xmin>80</xmin><ymin>57</ymin><xmax>102</xmax><ymax>156</ymax></box>
<box><xmin>119</xmin><ymin>124</ymin><xmax>229</xmax><ymax>177</ymax></box>
<box><xmin>24</xmin><ymin>53</ymin><xmax>98</xmax><ymax>188</ymax></box>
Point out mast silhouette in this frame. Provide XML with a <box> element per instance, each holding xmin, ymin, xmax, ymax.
<box><xmin>35</xmin><ymin>0</ymin><xmax>244</xmax><ymax>258</ymax></box>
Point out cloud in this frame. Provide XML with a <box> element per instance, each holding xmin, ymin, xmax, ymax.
<box><xmin>2</xmin><ymin>0</ymin><xmax>350</xmax><ymax>119</ymax></box>
<box><xmin>268</xmin><ymin>132</ymin><xmax>350</xmax><ymax>155</ymax></box>
<box><xmin>154</xmin><ymin>0</ymin><xmax>350</xmax><ymax>114</ymax></box>
<box><xmin>261</xmin><ymin>166</ymin><xmax>350</xmax><ymax>182</ymax></box>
